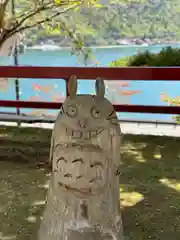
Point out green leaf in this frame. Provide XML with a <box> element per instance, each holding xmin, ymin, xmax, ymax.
<box><xmin>55</xmin><ymin>0</ymin><xmax>61</xmax><ymax>4</ymax></box>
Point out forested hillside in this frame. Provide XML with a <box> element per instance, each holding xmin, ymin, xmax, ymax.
<box><xmin>23</xmin><ymin>0</ymin><xmax>180</xmax><ymax>46</ymax></box>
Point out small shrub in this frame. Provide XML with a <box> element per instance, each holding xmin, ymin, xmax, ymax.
<box><xmin>109</xmin><ymin>56</ymin><xmax>130</xmax><ymax>67</ymax></box>
<box><xmin>128</xmin><ymin>50</ymin><xmax>156</xmax><ymax>66</ymax></box>
<box><xmin>109</xmin><ymin>46</ymin><xmax>180</xmax><ymax>67</ymax></box>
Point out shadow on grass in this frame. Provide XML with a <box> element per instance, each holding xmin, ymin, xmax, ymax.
<box><xmin>0</xmin><ymin>126</ymin><xmax>51</xmax><ymax>164</ymax></box>
<box><xmin>0</xmin><ymin>126</ymin><xmax>180</xmax><ymax>239</ymax></box>
<box><xmin>121</xmin><ymin>135</ymin><xmax>180</xmax><ymax>240</ymax></box>
<box><xmin>0</xmin><ymin>161</ymin><xmax>49</xmax><ymax>240</ymax></box>
<box><xmin>0</xmin><ymin>126</ymin><xmax>51</xmax><ymax>240</ymax></box>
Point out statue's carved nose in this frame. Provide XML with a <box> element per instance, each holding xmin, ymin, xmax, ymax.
<box><xmin>78</xmin><ymin>119</ymin><xmax>87</xmax><ymax>128</ymax></box>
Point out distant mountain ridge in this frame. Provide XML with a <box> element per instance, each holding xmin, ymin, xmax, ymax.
<box><xmin>25</xmin><ymin>0</ymin><xmax>180</xmax><ymax>46</ymax></box>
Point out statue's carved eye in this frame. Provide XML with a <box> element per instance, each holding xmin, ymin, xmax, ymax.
<box><xmin>66</xmin><ymin>105</ymin><xmax>78</xmax><ymax>117</ymax></box>
<box><xmin>91</xmin><ymin>107</ymin><xmax>101</xmax><ymax>118</ymax></box>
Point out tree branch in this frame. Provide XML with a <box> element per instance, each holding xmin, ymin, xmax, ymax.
<box><xmin>12</xmin><ymin>3</ymin><xmax>53</xmax><ymax>30</ymax></box>
<box><xmin>15</xmin><ymin>0</ymin><xmax>81</xmax><ymax>20</ymax></box>
<box><xmin>0</xmin><ymin>0</ymin><xmax>10</xmax><ymax>28</ymax></box>
<box><xmin>11</xmin><ymin>3</ymin><xmax>82</xmax><ymax>35</ymax></box>
<box><xmin>10</xmin><ymin>0</ymin><xmax>82</xmax><ymax>32</ymax></box>
<box><xmin>0</xmin><ymin>0</ymin><xmax>84</xmax><ymax>51</ymax></box>
<box><xmin>16</xmin><ymin>1</ymin><xmax>53</xmax><ymax>20</ymax></box>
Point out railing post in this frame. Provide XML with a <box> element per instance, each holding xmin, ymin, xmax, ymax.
<box><xmin>14</xmin><ymin>47</ymin><xmax>21</xmax><ymax>126</ymax></box>
<box><xmin>11</xmin><ymin>0</ymin><xmax>21</xmax><ymax>127</ymax></box>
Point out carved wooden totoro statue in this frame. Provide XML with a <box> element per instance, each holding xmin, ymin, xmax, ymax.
<box><xmin>38</xmin><ymin>76</ymin><xmax>124</xmax><ymax>240</ymax></box>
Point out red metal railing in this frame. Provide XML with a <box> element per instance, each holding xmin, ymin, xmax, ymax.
<box><xmin>0</xmin><ymin>66</ymin><xmax>180</xmax><ymax>115</ymax></box>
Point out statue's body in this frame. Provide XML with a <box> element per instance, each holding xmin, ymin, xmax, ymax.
<box><xmin>38</xmin><ymin>76</ymin><xmax>124</xmax><ymax>240</ymax></box>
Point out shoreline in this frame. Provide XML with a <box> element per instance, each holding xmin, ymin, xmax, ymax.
<box><xmin>27</xmin><ymin>43</ymin><xmax>180</xmax><ymax>51</ymax></box>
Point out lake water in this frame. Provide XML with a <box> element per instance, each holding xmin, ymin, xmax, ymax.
<box><xmin>0</xmin><ymin>44</ymin><xmax>180</xmax><ymax>122</ymax></box>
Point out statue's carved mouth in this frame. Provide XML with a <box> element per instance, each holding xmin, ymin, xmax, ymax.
<box><xmin>58</xmin><ymin>182</ymin><xmax>93</xmax><ymax>195</ymax></box>
<box><xmin>66</xmin><ymin>127</ymin><xmax>104</xmax><ymax>140</ymax></box>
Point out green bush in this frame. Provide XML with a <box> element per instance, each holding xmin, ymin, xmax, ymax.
<box><xmin>109</xmin><ymin>46</ymin><xmax>180</xmax><ymax>67</ymax></box>
<box><xmin>128</xmin><ymin>50</ymin><xmax>156</xmax><ymax>66</ymax></box>
<box><xmin>109</xmin><ymin>56</ymin><xmax>130</xmax><ymax>67</ymax></box>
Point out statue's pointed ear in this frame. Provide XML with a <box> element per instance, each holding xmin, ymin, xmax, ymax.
<box><xmin>68</xmin><ymin>75</ymin><xmax>77</xmax><ymax>97</ymax></box>
<box><xmin>95</xmin><ymin>78</ymin><xmax>105</xmax><ymax>99</ymax></box>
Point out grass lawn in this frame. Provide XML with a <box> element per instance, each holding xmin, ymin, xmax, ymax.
<box><xmin>0</xmin><ymin>125</ymin><xmax>180</xmax><ymax>240</ymax></box>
